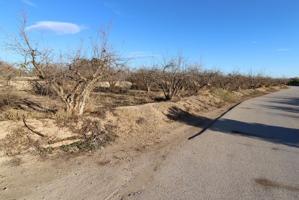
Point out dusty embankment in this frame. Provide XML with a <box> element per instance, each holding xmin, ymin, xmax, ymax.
<box><xmin>0</xmin><ymin>86</ymin><xmax>285</xmax><ymax>200</ymax></box>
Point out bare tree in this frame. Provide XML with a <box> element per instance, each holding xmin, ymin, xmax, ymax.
<box><xmin>0</xmin><ymin>61</ymin><xmax>18</xmax><ymax>85</ymax></box>
<box><xmin>156</xmin><ymin>57</ymin><xmax>187</xmax><ymax>100</ymax></box>
<box><xmin>129</xmin><ymin>67</ymin><xmax>157</xmax><ymax>93</ymax></box>
<box><xmin>106</xmin><ymin>64</ymin><xmax>128</xmax><ymax>91</ymax></box>
<box><xmin>184</xmin><ymin>64</ymin><xmax>206</xmax><ymax>95</ymax></box>
<box><xmin>13</xmin><ymin>16</ymin><xmax>119</xmax><ymax>116</ymax></box>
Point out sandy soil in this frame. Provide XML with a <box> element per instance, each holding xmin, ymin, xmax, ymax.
<box><xmin>0</xmin><ymin>105</ymin><xmax>230</xmax><ymax>200</ymax></box>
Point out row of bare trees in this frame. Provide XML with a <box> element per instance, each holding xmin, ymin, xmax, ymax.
<box><xmin>128</xmin><ymin>63</ymin><xmax>287</xmax><ymax>100</ymax></box>
<box><xmin>128</xmin><ymin>57</ymin><xmax>188</xmax><ymax>100</ymax></box>
<box><xmin>5</xmin><ymin>17</ymin><xmax>287</xmax><ymax>117</ymax></box>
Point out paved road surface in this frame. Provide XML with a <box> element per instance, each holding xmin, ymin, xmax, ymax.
<box><xmin>129</xmin><ymin>87</ymin><xmax>299</xmax><ymax>200</ymax></box>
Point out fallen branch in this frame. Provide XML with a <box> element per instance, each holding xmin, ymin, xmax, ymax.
<box><xmin>47</xmin><ymin>135</ymin><xmax>82</xmax><ymax>144</ymax></box>
<box><xmin>22</xmin><ymin>117</ymin><xmax>46</xmax><ymax>137</ymax></box>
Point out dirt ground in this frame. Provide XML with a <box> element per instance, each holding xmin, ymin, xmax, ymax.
<box><xmin>0</xmin><ymin>82</ymin><xmax>284</xmax><ymax>200</ymax></box>
<box><xmin>0</xmin><ymin>104</ymin><xmax>232</xmax><ymax>200</ymax></box>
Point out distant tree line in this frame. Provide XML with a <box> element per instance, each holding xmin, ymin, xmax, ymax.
<box><xmin>288</xmin><ymin>77</ymin><xmax>299</xmax><ymax>86</ymax></box>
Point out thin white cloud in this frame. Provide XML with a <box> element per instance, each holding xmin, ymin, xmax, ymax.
<box><xmin>276</xmin><ymin>48</ymin><xmax>289</xmax><ymax>52</ymax></box>
<box><xmin>127</xmin><ymin>51</ymin><xmax>161</xmax><ymax>59</ymax></box>
<box><xmin>22</xmin><ymin>0</ymin><xmax>36</xmax><ymax>7</ymax></box>
<box><xmin>26</xmin><ymin>21</ymin><xmax>86</xmax><ymax>35</ymax></box>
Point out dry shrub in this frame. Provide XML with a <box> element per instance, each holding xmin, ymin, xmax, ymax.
<box><xmin>60</xmin><ymin>119</ymin><xmax>117</xmax><ymax>153</ymax></box>
<box><xmin>212</xmin><ymin>88</ymin><xmax>236</xmax><ymax>103</ymax></box>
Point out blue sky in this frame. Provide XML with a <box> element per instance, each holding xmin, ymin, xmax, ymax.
<box><xmin>0</xmin><ymin>0</ymin><xmax>298</xmax><ymax>77</ymax></box>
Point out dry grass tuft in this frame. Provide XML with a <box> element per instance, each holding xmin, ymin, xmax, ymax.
<box><xmin>3</xmin><ymin>157</ymin><xmax>22</xmax><ymax>167</ymax></box>
<box><xmin>0</xmin><ymin>127</ymin><xmax>31</xmax><ymax>156</ymax></box>
<box><xmin>211</xmin><ymin>88</ymin><xmax>237</xmax><ymax>103</ymax></box>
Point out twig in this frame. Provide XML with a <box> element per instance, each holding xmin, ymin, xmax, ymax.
<box><xmin>22</xmin><ymin>117</ymin><xmax>46</xmax><ymax>137</ymax></box>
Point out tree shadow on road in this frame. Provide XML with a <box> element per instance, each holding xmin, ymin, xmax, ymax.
<box><xmin>261</xmin><ymin>103</ymin><xmax>299</xmax><ymax>114</ymax></box>
<box><xmin>259</xmin><ymin>96</ymin><xmax>299</xmax><ymax>114</ymax></box>
<box><xmin>268</xmin><ymin>97</ymin><xmax>299</xmax><ymax>107</ymax></box>
<box><xmin>210</xmin><ymin>119</ymin><xmax>299</xmax><ymax>148</ymax></box>
<box><xmin>166</xmin><ymin>106</ymin><xmax>299</xmax><ymax>148</ymax></box>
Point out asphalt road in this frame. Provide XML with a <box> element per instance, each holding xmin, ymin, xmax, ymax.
<box><xmin>129</xmin><ymin>87</ymin><xmax>299</xmax><ymax>200</ymax></box>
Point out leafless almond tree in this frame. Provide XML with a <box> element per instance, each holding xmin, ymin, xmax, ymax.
<box><xmin>12</xmin><ymin>16</ymin><xmax>119</xmax><ymax>116</ymax></box>
<box><xmin>156</xmin><ymin>57</ymin><xmax>187</xmax><ymax>100</ymax></box>
<box><xmin>0</xmin><ymin>61</ymin><xmax>18</xmax><ymax>85</ymax></box>
<box><xmin>130</xmin><ymin>67</ymin><xmax>157</xmax><ymax>93</ymax></box>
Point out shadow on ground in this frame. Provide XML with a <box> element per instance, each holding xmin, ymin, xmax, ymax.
<box><xmin>258</xmin><ymin>96</ymin><xmax>299</xmax><ymax>114</ymax></box>
<box><xmin>268</xmin><ymin>97</ymin><xmax>299</xmax><ymax>107</ymax></box>
<box><xmin>261</xmin><ymin>104</ymin><xmax>299</xmax><ymax>114</ymax></box>
<box><xmin>166</xmin><ymin>106</ymin><xmax>299</xmax><ymax>148</ymax></box>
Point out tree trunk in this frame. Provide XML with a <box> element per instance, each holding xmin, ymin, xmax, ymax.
<box><xmin>78</xmin><ymin>94</ymin><xmax>88</xmax><ymax>116</ymax></box>
<box><xmin>147</xmin><ymin>85</ymin><xmax>151</xmax><ymax>93</ymax></box>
